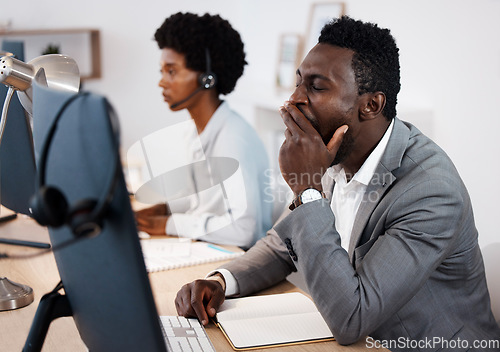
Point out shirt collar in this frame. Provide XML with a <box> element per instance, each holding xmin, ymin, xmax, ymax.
<box><xmin>329</xmin><ymin>119</ymin><xmax>395</xmax><ymax>186</ymax></box>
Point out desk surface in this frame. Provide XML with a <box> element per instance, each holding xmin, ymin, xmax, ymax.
<box><xmin>0</xmin><ymin>211</ymin><xmax>387</xmax><ymax>352</ymax></box>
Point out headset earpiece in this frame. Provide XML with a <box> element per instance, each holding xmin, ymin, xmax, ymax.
<box><xmin>30</xmin><ymin>92</ymin><xmax>119</xmax><ymax>239</ymax></box>
<box><xmin>199</xmin><ymin>72</ymin><xmax>217</xmax><ymax>89</ymax></box>
<box><xmin>200</xmin><ymin>47</ymin><xmax>217</xmax><ymax>90</ymax></box>
<box><xmin>29</xmin><ymin>186</ymin><xmax>69</xmax><ymax>227</ymax></box>
<box><xmin>68</xmin><ymin>199</ymin><xmax>102</xmax><ymax>238</ymax></box>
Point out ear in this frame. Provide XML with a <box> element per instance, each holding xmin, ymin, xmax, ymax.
<box><xmin>359</xmin><ymin>92</ymin><xmax>386</xmax><ymax>120</ymax></box>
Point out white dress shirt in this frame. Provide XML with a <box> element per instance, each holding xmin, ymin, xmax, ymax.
<box><xmin>219</xmin><ymin>119</ymin><xmax>394</xmax><ymax>295</ymax></box>
<box><xmin>166</xmin><ymin>102</ymin><xmax>272</xmax><ymax>249</ymax></box>
<box><xmin>328</xmin><ymin>119</ymin><xmax>394</xmax><ymax>250</ymax></box>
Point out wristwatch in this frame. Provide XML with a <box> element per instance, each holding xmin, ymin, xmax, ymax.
<box><xmin>289</xmin><ymin>188</ymin><xmax>326</xmax><ymax>211</ymax></box>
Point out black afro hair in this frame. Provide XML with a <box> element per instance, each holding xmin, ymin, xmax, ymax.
<box><xmin>319</xmin><ymin>16</ymin><xmax>401</xmax><ymax>120</ymax></box>
<box><xmin>155</xmin><ymin>12</ymin><xmax>247</xmax><ymax>95</ymax></box>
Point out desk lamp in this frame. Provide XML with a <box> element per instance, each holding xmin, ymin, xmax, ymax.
<box><xmin>0</xmin><ymin>52</ymin><xmax>80</xmax><ymax>311</ymax></box>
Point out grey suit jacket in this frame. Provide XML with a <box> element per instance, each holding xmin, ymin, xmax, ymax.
<box><xmin>220</xmin><ymin>119</ymin><xmax>500</xmax><ymax>351</ymax></box>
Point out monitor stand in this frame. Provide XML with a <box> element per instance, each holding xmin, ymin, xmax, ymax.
<box><xmin>23</xmin><ymin>281</ymin><xmax>72</xmax><ymax>352</ymax></box>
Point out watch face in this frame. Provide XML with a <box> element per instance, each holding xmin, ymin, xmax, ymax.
<box><xmin>301</xmin><ymin>189</ymin><xmax>323</xmax><ymax>203</ymax></box>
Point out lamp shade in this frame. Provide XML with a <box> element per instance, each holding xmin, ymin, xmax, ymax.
<box><xmin>0</xmin><ymin>54</ymin><xmax>80</xmax><ymax>115</ymax></box>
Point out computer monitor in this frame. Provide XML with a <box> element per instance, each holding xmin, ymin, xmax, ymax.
<box><xmin>27</xmin><ymin>77</ymin><xmax>167</xmax><ymax>351</ymax></box>
<box><xmin>0</xmin><ymin>40</ymin><xmax>36</xmax><ymax>216</ymax></box>
<box><xmin>0</xmin><ymin>41</ymin><xmax>38</xmax><ymax>313</ymax></box>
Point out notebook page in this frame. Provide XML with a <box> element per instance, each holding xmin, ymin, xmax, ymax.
<box><xmin>141</xmin><ymin>239</ymin><xmax>243</xmax><ymax>272</ymax></box>
<box><xmin>141</xmin><ymin>238</ymin><xmax>191</xmax><ymax>257</ymax></box>
<box><xmin>219</xmin><ymin>311</ymin><xmax>333</xmax><ymax>349</ymax></box>
<box><xmin>217</xmin><ymin>292</ymin><xmax>317</xmax><ymax>321</ymax></box>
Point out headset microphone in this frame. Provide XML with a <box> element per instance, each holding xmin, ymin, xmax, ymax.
<box><xmin>170</xmin><ymin>86</ymin><xmax>204</xmax><ymax>109</ymax></box>
<box><xmin>169</xmin><ymin>48</ymin><xmax>217</xmax><ymax>109</ymax></box>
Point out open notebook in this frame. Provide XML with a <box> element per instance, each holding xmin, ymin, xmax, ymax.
<box><xmin>214</xmin><ymin>292</ymin><xmax>334</xmax><ymax>350</ymax></box>
<box><xmin>140</xmin><ymin>238</ymin><xmax>243</xmax><ymax>272</ymax></box>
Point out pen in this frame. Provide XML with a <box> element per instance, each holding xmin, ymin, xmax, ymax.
<box><xmin>206</xmin><ymin>243</ymin><xmax>234</xmax><ymax>254</ymax></box>
<box><xmin>0</xmin><ymin>238</ymin><xmax>51</xmax><ymax>249</ymax></box>
<box><xmin>0</xmin><ymin>213</ymin><xmax>18</xmax><ymax>223</ymax></box>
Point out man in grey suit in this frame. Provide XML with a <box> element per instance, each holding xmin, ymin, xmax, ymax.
<box><xmin>175</xmin><ymin>16</ymin><xmax>500</xmax><ymax>351</ymax></box>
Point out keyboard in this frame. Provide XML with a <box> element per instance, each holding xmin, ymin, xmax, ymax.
<box><xmin>160</xmin><ymin>316</ymin><xmax>216</xmax><ymax>352</ymax></box>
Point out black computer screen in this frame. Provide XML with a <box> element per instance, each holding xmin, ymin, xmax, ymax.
<box><xmin>0</xmin><ymin>41</ymin><xmax>36</xmax><ymax>215</ymax></box>
<box><xmin>31</xmin><ymin>77</ymin><xmax>167</xmax><ymax>351</ymax></box>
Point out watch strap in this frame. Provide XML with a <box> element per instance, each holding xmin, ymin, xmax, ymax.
<box><xmin>206</xmin><ymin>273</ymin><xmax>226</xmax><ymax>292</ymax></box>
<box><xmin>289</xmin><ymin>188</ymin><xmax>326</xmax><ymax>211</ymax></box>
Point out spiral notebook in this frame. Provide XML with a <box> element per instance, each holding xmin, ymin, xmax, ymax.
<box><xmin>140</xmin><ymin>238</ymin><xmax>243</xmax><ymax>272</ymax></box>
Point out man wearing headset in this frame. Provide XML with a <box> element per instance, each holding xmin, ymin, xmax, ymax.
<box><xmin>174</xmin><ymin>16</ymin><xmax>500</xmax><ymax>351</ymax></box>
<box><xmin>135</xmin><ymin>13</ymin><xmax>272</xmax><ymax>249</ymax></box>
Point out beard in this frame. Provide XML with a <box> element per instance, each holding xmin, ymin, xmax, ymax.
<box><xmin>330</xmin><ymin>131</ymin><xmax>354</xmax><ymax>166</ymax></box>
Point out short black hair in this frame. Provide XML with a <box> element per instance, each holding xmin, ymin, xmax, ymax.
<box><xmin>154</xmin><ymin>12</ymin><xmax>247</xmax><ymax>95</ymax></box>
<box><xmin>319</xmin><ymin>16</ymin><xmax>400</xmax><ymax>120</ymax></box>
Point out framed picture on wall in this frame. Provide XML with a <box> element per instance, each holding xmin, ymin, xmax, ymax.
<box><xmin>303</xmin><ymin>2</ymin><xmax>346</xmax><ymax>59</ymax></box>
<box><xmin>276</xmin><ymin>33</ymin><xmax>303</xmax><ymax>91</ymax></box>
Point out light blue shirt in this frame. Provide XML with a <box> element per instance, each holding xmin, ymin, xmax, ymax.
<box><xmin>167</xmin><ymin>102</ymin><xmax>272</xmax><ymax>248</ymax></box>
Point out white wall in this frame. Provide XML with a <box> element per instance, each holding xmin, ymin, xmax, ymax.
<box><xmin>2</xmin><ymin>0</ymin><xmax>499</xmax><ymax>247</ymax></box>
